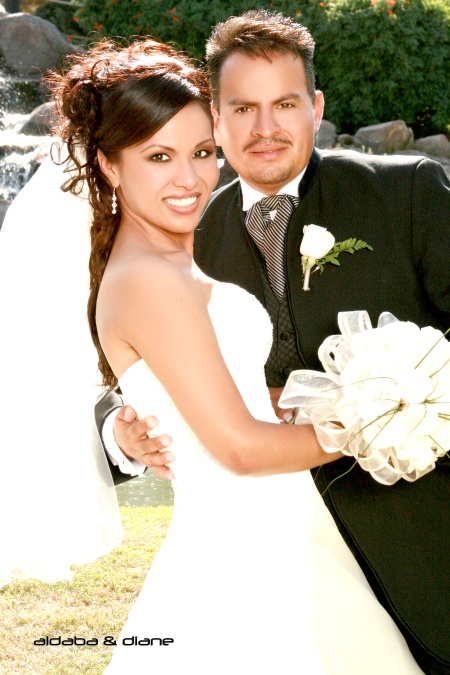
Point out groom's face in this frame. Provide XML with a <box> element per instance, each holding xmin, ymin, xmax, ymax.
<box><xmin>213</xmin><ymin>52</ymin><xmax>324</xmax><ymax>195</ymax></box>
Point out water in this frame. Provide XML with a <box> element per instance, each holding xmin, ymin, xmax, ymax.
<box><xmin>0</xmin><ymin>71</ymin><xmax>44</xmax><ymax>116</ymax></box>
<box><xmin>116</xmin><ymin>471</ymin><xmax>174</xmax><ymax>507</ymax></box>
<box><xmin>0</xmin><ymin>70</ymin><xmax>48</xmax><ymax>223</ymax></box>
<box><xmin>0</xmin><ymin>113</ymin><xmax>46</xmax><ymax>199</ymax></box>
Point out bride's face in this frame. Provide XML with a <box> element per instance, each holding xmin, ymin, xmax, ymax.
<box><xmin>101</xmin><ymin>102</ymin><xmax>219</xmax><ymax>238</ymax></box>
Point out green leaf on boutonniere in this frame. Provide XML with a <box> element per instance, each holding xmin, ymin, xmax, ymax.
<box><xmin>315</xmin><ymin>238</ymin><xmax>373</xmax><ymax>273</ymax></box>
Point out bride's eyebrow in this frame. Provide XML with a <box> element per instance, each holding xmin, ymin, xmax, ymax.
<box><xmin>195</xmin><ymin>137</ymin><xmax>215</xmax><ymax>147</ymax></box>
<box><xmin>140</xmin><ymin>144</ymin><xmax>174</xmax><ymax>153</ymax></box>
<box><xmin>140</xmin><ymin>137</ymin><xmax>215</xmax><ymax>154</ymax></box>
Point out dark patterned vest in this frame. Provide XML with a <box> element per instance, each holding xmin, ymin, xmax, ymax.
<box><xmin>258</xmin><ymin>263</ymin><xmax>304</xmax><ymax>387</ymax></box>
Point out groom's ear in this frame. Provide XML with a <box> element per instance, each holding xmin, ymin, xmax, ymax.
<box><xmin>97</xmin><ymin>149</ymin><xmax>119</xmax><ymax>188</ymax></box>
<box><xmin>212</xmin><ymin>106</ymin><xmax>221</xmax><ymax>147</ymax></box>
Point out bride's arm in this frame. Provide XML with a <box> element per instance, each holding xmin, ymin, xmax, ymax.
<box><xmin>98</xmin><ymin>260</ymin><xmax>342</xmax><ymax>477</ymax></box>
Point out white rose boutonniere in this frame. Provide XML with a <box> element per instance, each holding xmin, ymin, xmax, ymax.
<box><xmin>300</xmin><ymin>225</ymin><xmax>373</xmax><ymax>291</ymax></box>
<box><xmin>300</xmin><ymin>225</ymin><xmax>335</xmax><ymax>290</ymax></box>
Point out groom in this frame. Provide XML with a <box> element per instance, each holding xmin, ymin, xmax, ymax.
<box><xmin>98</xmin><ymin>10</ymin><xmax>450</xmax><ymax>674</ymax></box>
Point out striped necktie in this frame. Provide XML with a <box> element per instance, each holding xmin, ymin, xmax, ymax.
<box><xmin>245</xmin><ymin>194</ymin><xmax>299</xmax><ymax>302</ymax></box>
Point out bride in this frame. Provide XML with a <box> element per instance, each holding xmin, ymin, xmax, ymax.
<box><xmin>2</xmin><ymin>38</ymin><xmax>421</xmax><ymax>673</ymax></box>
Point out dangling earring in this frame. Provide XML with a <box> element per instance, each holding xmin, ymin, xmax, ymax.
<box><xmin>111</xmin><ymin>188</ymin><xmax>117</xmax><ymax>215</ymax></box>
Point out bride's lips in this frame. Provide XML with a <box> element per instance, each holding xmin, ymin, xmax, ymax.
<box><xmin>163</xmin><ymin>193</ymin><xmax>201</xmax><ymax>214</ymax></box>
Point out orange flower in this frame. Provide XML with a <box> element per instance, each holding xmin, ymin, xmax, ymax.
<box><xmin>111</xmin><ymin>0</ymin><xmax>116</xmax><ymax>4</ymax></box>
<box><xmin>319</xmin><ymin>2</ymin><xmax>326</xmax><ymax>7</ymax></box>
<box><xmin>388</xmin><ymin>8</ymin><xmax>394</xmax><ymax>14</ymax></box>
<box><xmin>296</xmin><ymin>9</ymin><xmax>302</xmax><ymax>14</ymax></box>
<box><xmin>387</xmin><ymin>0</ymin><xmax>396</xmax><ymax>5</ymax></box>
<box><xmin>170</xmin><ymin>6</ymin><xmax>176</xmax><ymax>11</ymax></box>
<box><xmin>67</xmin><ymin>35</ymin><xmax>72</xmax><ymax>41</ymax></box>
<box><xmin>370</xmin><ymin>0</ymin><xmax>378</xmax><ymax>5</ymax></box>
<box><xmin>73</xmin><ymin>16</ymin><xmax>79</xmax><ymax>22</ymax></box>
<box><xmin>93</xmin><ymin>22</ymin><xmax>104</xmax><ymax>30</ymax></box>
<box><xmin>172</xmin><ymin>15</ymin><xmax>179</xmax><ymax>21</ymax></box>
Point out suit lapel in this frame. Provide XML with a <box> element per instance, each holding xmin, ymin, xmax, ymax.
<box><xmin>196</xmin><ymin>182</ymin><xmax>266</xmax><ymax>304</ymax></box>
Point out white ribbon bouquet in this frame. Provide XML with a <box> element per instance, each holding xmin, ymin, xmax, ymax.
<box><xmin>279</xmin><ymin>311</ymin><xmax>450</xmax><ymax>485</ymax></box>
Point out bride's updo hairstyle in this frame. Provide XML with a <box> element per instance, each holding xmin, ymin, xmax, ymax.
<box><xmin>46</xmin><ymin>39</ymin><xmax>212</xmax><ymax>387</ymax></box>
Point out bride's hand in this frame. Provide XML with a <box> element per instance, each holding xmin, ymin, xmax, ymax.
<box><xmin>268</xmin><ymin>387</ymin><xmax>294</xmax><ymax>423</ymax></box>
<box><xmin>114</xmin><ymin>406</ymin><xmax>175</xmax><ymax>480</ymax></box>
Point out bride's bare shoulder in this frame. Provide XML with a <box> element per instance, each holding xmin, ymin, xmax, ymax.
<box><xmin>98</xmin><ymin>249</ymin><xmax>208</xmax><ymax>323</ymax></box>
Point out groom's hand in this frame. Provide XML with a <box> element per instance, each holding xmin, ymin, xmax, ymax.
<box><xmin>114</xmin><ymin>406</ymin><xmax>175</xmax><ymax>480</ymax></box>
<box><xmin>269</xmin><ymin>387</ymin><xmax>294</xmax><ymax>423</ymax></box>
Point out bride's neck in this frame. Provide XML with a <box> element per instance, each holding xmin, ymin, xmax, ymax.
<box><xmin>116</xmin><ymin>214</ymin><xmax>195</xmax><ymax>259</ymax></box>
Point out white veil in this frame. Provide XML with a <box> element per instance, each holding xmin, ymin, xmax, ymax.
<box><xmin>0</xmin><ymin>143</ymin><xmax>123</xmax><ymax>586</ymax></box>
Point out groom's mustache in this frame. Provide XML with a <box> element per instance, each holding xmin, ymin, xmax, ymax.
<box><xmin>243</xmin><ymin>138</ymin><xmax>293</xmax><ymax>152</ymax></box>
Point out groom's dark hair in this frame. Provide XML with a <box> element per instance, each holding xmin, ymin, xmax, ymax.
<box><xmin>205</xmin><ymin>10</ymin><xmax>317</xmax><ymax>107</ymax></box>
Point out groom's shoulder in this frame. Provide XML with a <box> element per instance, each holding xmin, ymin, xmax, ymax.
<box><xmin>201</xmin><ymin>177</ymin><xmax>240</xmax><ymax>223</ymax></box>
<box><xmin>317</xmin><ymin>147</ymin><xmax>440</xmax><ymax>176</ymax></box>
<box><xmin>210</xmin><ymin>176</ymin><xmax>240</xmax><ymax>204</ymax></box>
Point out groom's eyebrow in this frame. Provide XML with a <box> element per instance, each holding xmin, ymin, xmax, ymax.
<box><xmin>226</xmin><ymin>92</ymin><xmax>302</xmax><ymax>107</ymax></box>
<box><xmin>226</xmin><ymin>96</ymin><xmax>255</xmax><ymax>107</ymax></box>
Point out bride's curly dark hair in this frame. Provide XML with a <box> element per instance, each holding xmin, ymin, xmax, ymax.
<box><xmin>45</xmin><ymin>39</ymin><xmax>213</xmax><ymax>387</ymax></box>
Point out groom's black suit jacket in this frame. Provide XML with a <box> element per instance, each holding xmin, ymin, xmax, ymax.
<box><xmin>193</xmin><ymin>148</ymin><xmax>450</xmax><ymax>675</ymax></box>
<box><xmin>195</xmin><ymin>148</ymin><xmax>449</xmax><ymax>353</ymax></box>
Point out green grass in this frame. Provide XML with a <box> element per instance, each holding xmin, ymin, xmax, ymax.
<box><xmin>0</xmin><ymin>505</ymin><xmax>173</xmax><ymax>675</ymax></box>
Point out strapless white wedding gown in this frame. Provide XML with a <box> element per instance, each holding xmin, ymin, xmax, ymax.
<box><xmin>104</xmin><ymin>283</ymin><xmax>421</xmax><ymax>674</ymax></box>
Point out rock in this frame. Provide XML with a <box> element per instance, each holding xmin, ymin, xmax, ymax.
<box><xmin>0</xmin><ymin>13</ymin><xmax>79</xmax><ymax>78</ymax></box>
<box><xmin>337</xmin><ymin>133</ymin><xmax>354</xmax><ymax>147</ymax></box>
<box><xmin>414</xmin><ymin>134</ymin><xmax>450</xmax><ymax>159</ymax></box>
<box><xmin>4</xmin><ymin>0</ymin><xmax>20</xmax><ymax>12</ymax></box>
<box><xmin>0</xmin><ymin>199</ymin><xmax>9</xmax><ymax>229</ymax></box>
<box><xmin>20</xmin><ymin>101</ymin><xmax>55</xmax><ymax>136</ymax></box>
<box><xmin>315</xmin><ymin>119</ymin><xmax>337</xmax><ymax>149</ymax></box>
<box><xmin>353</xmin><ymin>120</ymin><xmax>414</xmax><ymax>154</ymax></box>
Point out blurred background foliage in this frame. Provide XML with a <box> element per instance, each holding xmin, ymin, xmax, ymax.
<box><xmin>24</xmin><ymin>0</ymin><xmax>450</xmax><ymax>136</ymax></box>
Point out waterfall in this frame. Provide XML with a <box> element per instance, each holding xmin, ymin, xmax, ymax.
<box><xmin>0</xmin><ymin>69</ymin><xmax>49</xmax><ymax>226</ymax></box>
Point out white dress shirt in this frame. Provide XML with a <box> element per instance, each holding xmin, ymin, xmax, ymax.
<box><xmin>103</xmin><ymin>410</ymin><xmax>146</xmax><ymax>476</ymax></box>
